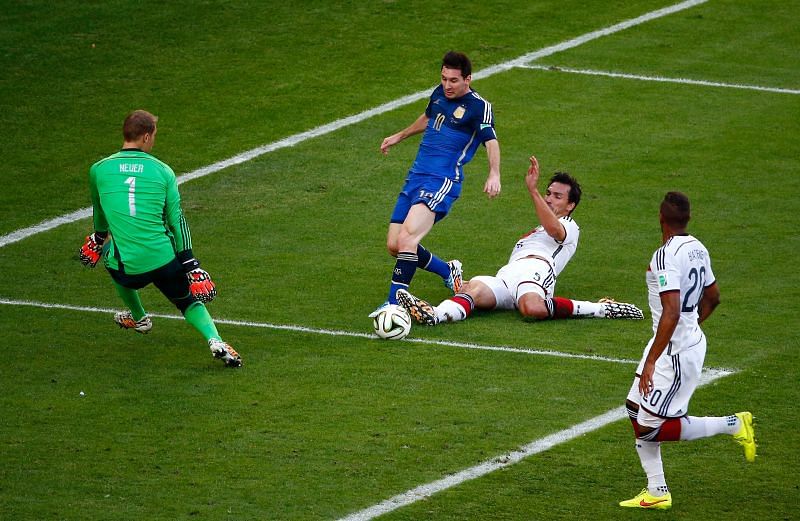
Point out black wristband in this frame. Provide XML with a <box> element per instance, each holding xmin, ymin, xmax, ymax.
<box><xmin>176</xmin><ymin>249</ymin><xmax>200</xmax><ymax>272</ymax></box>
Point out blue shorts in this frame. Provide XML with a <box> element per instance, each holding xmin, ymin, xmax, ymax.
<box><xmin>390</xmin><ymin>172</ymin><xmax>462</xmax><ymax>224</ymax></box>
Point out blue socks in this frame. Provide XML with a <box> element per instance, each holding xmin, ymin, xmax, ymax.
<box><xmin>417</xmin><ymin>244</ymin><xmax>450</xmax><ymax>280</ymax></box>
<box><xmin>388</xmin><ymin>251</ymin><xmax>418</xmax><ymax>304</ymax></box>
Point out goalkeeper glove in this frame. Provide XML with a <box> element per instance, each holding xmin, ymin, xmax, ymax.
<box><xmin>178</xmin><ymin>250</ymin><xmax>216</xmax><ymax>303</ymax></box>
<box><xmin>79</xmin><ymin>232</ymin><xmax>107</xmax><ymax>268</ymax></box>
<box><xmin>187</xmin><ymin>268</ymin><xmax>217</xmax><ymax>303</ymax></box>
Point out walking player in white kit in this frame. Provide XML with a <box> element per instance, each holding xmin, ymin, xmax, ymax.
<box><xmin>619</xmin><ymin>191</ymin><xmax>756</xmax><ymax>510</ymax></box>
<box><xmin>397</xmin><ymin>155</ymin><xmax>643</xmax><ymax>325</ymax></box>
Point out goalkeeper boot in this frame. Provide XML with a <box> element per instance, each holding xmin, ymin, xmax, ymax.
<box><xmin>599</xmin><ymin>298</ymin><xmax>644</xmax><ymax>320</ymax></box>
<box><xmin>209</xmin><ymin>339</ymin><xmax>242</xmax><ymax>368</ymax></box>
<box><xmin>734</xmin><ymin>411</ymin><xmax>757</xmax><ymax>462</ymax></box>
<box><xmin>113</xmin><ymin>311</ymin><xmax>153</xmax><ymax>334</ymax></box>
<box><xmin>444</xmin><ymin>259</ymin><xmax>463</xmax><ymax>294</ymax></box>
<box><xmin>397</xmin><ymin>289</ymin><xmax>438</xmax><ymax>326</ymax></box>
<box><xmin>619</xmin><ymin>488</ymin><xmax>672</xmax><ymax>510</ymax></box>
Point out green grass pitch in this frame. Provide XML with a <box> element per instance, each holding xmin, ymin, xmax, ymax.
<box><xmin>1</xmin><ymin>1</ymin><xmax>798</xmax><ymax>519</ymax></box>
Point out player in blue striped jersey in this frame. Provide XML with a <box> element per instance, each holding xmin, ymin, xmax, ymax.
<box><xmin>371</xmin><ymin>51</ymin><xmax>501</xmax><ymax>317</ymax></box>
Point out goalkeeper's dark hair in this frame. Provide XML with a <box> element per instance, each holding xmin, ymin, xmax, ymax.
<box><xmin>442</xmin><ymin>51</ymin><xmax>472</xmax><ymax>78</ymax></box>
<box><xmin>661</xmin><ymin>191</ymin><xmax>691</xmax><ymax>228</ymax></box>
<box><xmin>549</xmin><ymin>172</ymin><xmax>582</xmax><ymax>212</ymax></box>
<box><xmin>123</xmin><ymin>110</ymin><xmax>158</xmax><ymax>141</ymax></box>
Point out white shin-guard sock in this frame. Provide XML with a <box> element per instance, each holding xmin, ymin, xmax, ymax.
<box><xmin>435</xmin><ymin>299</ymin><xmax>467</xmax><ymax>323</ymax></box>
<box><xmin>679</xmin><ymin>415</ymin><xmax>739</xmax><ymax>440</ymax></box>
<box><xmin>571</xmin><ymin>300</ymin><xmax>604</xmax><ymax>317</ymax></box>
<box><xmin>636</xmin><ymin>440</ymin><xmax>667</xmax><ymax>493</ymax></box>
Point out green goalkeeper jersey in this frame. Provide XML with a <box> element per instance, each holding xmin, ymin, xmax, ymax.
<box><xmin>89</xmin><ymin>149</ymin><xmax>191</xmax><ymax>274</ymax></box>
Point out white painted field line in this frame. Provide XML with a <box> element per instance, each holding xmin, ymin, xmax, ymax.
<box><xmin>0</xmin><ymin>294</ymin><xmax>739</xmax><ymax>520</ymax></box>
<box><xmin>519</xmin><ymin>64</ymin><xmax>800</xmax><ymax>95</ymax></box>
<box><xmin>0</xmin><ymin>0</ymin><xmax>708</xmax><ymax>250</ymax></box>
<box><xmin>0</xmin><ymin>297</ymin><xmax>638</xmax><ymax>364</ymax></box>
<box><xmin>477</xmin><ymin>0</ymin><xmax>708</xmax><ymax>77</ymax></box>
<box><xmin>0</xmin><ymin>89</ymin><xmax>426</xmax><ymax>250</ymax></box>
<box><xmin>337</xmin><ymin>367</ymin><xmax>734</xmax><ymax>521</ymax></box>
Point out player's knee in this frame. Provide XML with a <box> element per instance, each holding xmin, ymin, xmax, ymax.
<box><xmin>386</xmin><ymin>241</ymin><xmax>399</xmax><ymax>257</ymax></box>
<box><xmin>174</xmin><ymin>294</ymin><xmax>198</xmax><ymax>314</ymax></box>
<box><xmin>518</xmin><ymin>299</ymin><xmax>548</xmax><ymax>319</ymax></box>
<box><xmin>625</xmin><ymin>400</ymin><xmax>640</xmax><ymax>436</ymax></box>
<box><xmin>633</xmin><ymin>408</ymin><xmax>667</xmax><ymax>441</ymax></box>
<box><xmin>625</xmin><ymin>400</ymin><xmax>639</xmax><ymax>419</ymax></box>
<box><xmin>396</xmin><ymin>233</ymin><xmax>419</xmax><ymax>253</ymax></box>
<box><xmin>635</xmin><ymin>424</ymin><xmax>658</xmax><ymax>441</ymax></box>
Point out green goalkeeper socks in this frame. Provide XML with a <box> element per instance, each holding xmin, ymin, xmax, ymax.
<box><xmin>112</xmin><ymin>281</ymin><xmax>147</xmax><ymax>321</ymax></box>
<box><xmin>112</xmin><ymin>282</ymin><xmax>221</xmax><ymax>342</ymax></box>
<box><xmin>183</xmin><ymin>302</ymin><xmax>221</xmax><ymax>342</ymax></box>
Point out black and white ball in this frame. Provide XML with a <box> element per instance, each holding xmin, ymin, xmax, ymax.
<box><xmin>372</xmin><ymin>304</ymin><xmax>412</xmax><ymax>340</ymax></box>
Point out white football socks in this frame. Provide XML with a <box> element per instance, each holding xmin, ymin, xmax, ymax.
<box><xmin>571</xmin><ymin>300</ymin><xmax>605</xmax><ymax>317</ymax></box>
<box><xmin>435</xmin><ymin>299</ymin><xmax>467</xmax><ymax>322</ymax></box>
<box><xmin>635</xmin><ymin>440</ymin><xmax>668</xmax><ymax>495</ymax></box>
<box><xmin>679</xmin><ymin>415</ymin><xmax>739</xmax><ymax>440</ymax></box>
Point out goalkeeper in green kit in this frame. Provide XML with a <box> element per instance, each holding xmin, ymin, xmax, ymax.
<box><xmin>79</xmin><ymin>110</ymin><xmax>241</xmax><ymax>367</ymax></box>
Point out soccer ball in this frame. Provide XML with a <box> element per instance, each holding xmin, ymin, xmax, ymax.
<box><xmin>372</xmin><ymin>304</ymin><xmax>412</xmax><ymax>340</ymax></box>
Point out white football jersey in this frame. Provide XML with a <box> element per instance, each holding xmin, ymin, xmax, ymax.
<box><xmin>508</xmin><ymin>216</ymin><xmax>579</xmax><ymax>276</ymax></box>
<box><xmin>646</xmin><ymin>234</ymin><xmax>716</xmax><ymax>354</ymax></box>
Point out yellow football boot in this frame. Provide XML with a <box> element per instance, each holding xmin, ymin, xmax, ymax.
<box><xmin>619</xmin><ymin>488</ymin><xmax>672</xmax><ymax>510</ymax></box>
<box><xmin>734</xmin><ymin>411</ymin><xmax>757</xmax><ymax>462</ymax></box>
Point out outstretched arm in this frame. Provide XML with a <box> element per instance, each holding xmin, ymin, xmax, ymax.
<box><xmin>525</xmin><ymin>155</ymin><xmax>565</xmax><ymax>242</ymax></box>
<box><xmin>380</xmin><ymin>113</ymin><xmax>429</xmax><ymax>155</ymax></box>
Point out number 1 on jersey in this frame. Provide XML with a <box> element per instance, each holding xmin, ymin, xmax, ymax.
<box><xmin>124</xmin><ymin>176</ymin><xmax>136</xmax><ymax>216</ymax></box>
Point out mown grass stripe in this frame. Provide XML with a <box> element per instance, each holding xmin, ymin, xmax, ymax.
<box><xmin>337</xmin><ymin>367</ymin><xmax>733</xmax><ymax>521</ymax></box>
<box><xmin>0</xmin><ymin>0</ymin><xmax>708</xmax><ymax>250</ymax></box>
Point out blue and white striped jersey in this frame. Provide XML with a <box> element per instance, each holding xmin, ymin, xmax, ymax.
<box><xmin>409</xmin><ymin>85</ymin><xmax>497</xmax><ymax>182</ymax></box>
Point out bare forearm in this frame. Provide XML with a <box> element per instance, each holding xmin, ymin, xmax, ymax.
<box><xmin>525</xmin><ymin>154</ymin><xmax>562</xmax><ymax>239</ymax></box>
<box><xmin>531</xmin><ymin>190</ymin><xmax>563</xmax><ymax>240</ymax></box>
<box><xmin>647</xmin><ymin>316</ymin><xmax>678</xmax><ymax>364</ymax></box>
<box><xmin>485</xmin><ymin>139</ymin><xmax>500</xmax><ymax>178</ymax></box>
<box><xmin>698</xmin><ymin>282</ymin><xmax>720</xmax><ymax>324</ymax></box>
<box><xmin>648</xmin><ymin>292</ymin><xmax>680</xmax><ymax>363</ymax></box>
<box><xmin>381</xmin><ymin>113</ymin><xmax>429</xmax><ymax>154</ymax></box>
<box><xmin>399</xmin><ymin>113</ymin><xmax>428</xmax><ymax>140</ymax></box>
<box><xmin>483</xmin><ymin>139</ymin><xmax>501</xmax><ymax>197</ymax></box>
